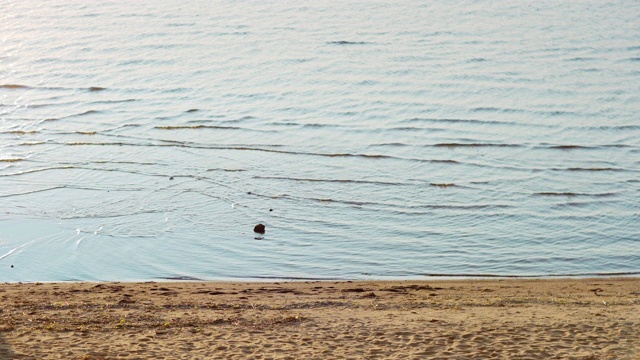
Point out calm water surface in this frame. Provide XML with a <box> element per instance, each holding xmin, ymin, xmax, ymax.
<box><xmin>1</xmin><ymin>1</ymin><xmax>639</xmax><ymax>281</ymax></box>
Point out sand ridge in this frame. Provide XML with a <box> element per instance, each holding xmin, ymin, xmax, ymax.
<box><xmin>0</xmin><ymin>277</ymin><xmax>639</xmax><ymax>359</ymax></box>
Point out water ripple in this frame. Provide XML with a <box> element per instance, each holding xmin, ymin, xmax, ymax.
<box><xmin>1</xmin><ymin>0</ymin><xmax>638</xmax><ymax>281</ymax></box>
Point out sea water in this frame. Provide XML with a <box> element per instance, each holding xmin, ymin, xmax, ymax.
<box><xmin>1</xmin><ymin>0</ymin><xmax>639</xmax><ymax>281</ymax></box>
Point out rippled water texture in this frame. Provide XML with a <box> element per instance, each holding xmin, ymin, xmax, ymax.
<box><xmin>1</xmin><ymin>1</ymin><xmax>639</xmax><ymax>281</ymax></box>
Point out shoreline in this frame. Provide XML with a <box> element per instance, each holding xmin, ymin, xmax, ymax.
<box><xmin>4</xmin><ymin>271</ymin><xmax>639</xmax><ymax>284</ymax></box>
<box><xmin>1</xmin><ymin>277</ymin><xmax>639</xmax><ymax>359</ymax></box>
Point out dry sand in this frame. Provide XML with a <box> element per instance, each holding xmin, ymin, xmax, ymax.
<box><xmin>0</xmin><ymin>277</ymin><xmax>638</xmax><ymax>359</ymax></box>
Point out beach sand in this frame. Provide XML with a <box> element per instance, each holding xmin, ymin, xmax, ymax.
<box><xmin>0</xmin><ymin>277</ymin><xmax>638</xmax><ymax>359</ymax></box>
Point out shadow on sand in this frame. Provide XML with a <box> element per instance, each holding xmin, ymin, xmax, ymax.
<box><xmin>0</xmin><ymin>332</ymin><xmax>15</xmax><ymax>359</ymax></box>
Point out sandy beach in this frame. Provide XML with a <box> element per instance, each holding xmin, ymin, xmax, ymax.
<box><xmin>0</xmin><ymin>277</ymin><xmax>638</xmax><ymax>359</ymax></box>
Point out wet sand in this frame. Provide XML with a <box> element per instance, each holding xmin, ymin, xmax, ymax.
<box><xmin>1</xmin><ymin>278</ymin><xmax>638</xmax><ymax>359</ymax></box>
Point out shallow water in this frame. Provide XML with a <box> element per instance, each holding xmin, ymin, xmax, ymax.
<box><xmin>1</xmin><ymin>0</ymin><xmax>639</xmax><ymax>281</ymax></box>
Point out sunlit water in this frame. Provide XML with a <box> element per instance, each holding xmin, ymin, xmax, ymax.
<box><xmin>1</xmin><ymin>0</ymin><xmax>639</xmax><ymax>281</ymax></box>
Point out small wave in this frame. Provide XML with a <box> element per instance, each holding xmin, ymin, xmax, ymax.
<box><xmin>59</xmin><ymin>208</ymin><xmax>165</xmax><ymax>221</ymax></box>
<box><xmin>430</xmin><ymin>183</ymin><xmax>456</xmax><ymax>188</ymax></box>
<box><xmin>566</xmin><ymin>57</ymin><xmax>597</xmax><ymax>62</ymax></box>
<box><xmin>20</xmin><ymin>141</ymin><xmax>47</xmax><ymax>146</ymax></box>
<box><xmin>548</xmin><ymin>145</ymin><xmax>592</xmax><ymax>150</ymax></box>
<box><xmin>419</xmin><ymin>204</ymin><xmax>509</xmax><ymax>210</ymax></box>
<box><xmin>214</xmin><ymin>168</ymin><xmax>245</xmax><ymax>172</ymax></box>
<box><xmin>402</xmin><ymin>117</ymin><xmax>492</xmax><ymax>124</ymax></box>
<box><xmin>387</xmin><ymin>126</ymin><xmax>445</xmax><ymax>132</ymax></box>
<box><xmin>0</xmin><ymin>186</ymin><xmax>66</xmax><ymax>198</ymax></box>
<box><xmin>92</xmin><ymin>160</ymin><xmax>156</xmax><ymax>165</ymax></box>
<box><xmin>400</xmin><ymin>117</ymin><xmax>540</xmax><ymax>128</ymax></box>
<box><xmin>270</xmin><ymin>121</ymin><xmax>299</xmax><ymax>127</ymax></box>
<box><xmin>472</xmin><ymin>107</ymin><xmax>523</xmax><ymax>113</ymax></box>
<box><xmin>428</xmin><ymin>159</ymin><xmax>459</xmax><ymax>164</ymax></box>
<box><xmin>67</xmin><ymin>141</ymin><xmax>128</xmax><ymax>146</ymax></box>
<box><xmin>78</xmin><ymin>110</ymin><xmax>100</xmax><ymax>116</ymax></box>
<box><xmin>3</xmin><ymin>130</ymin><xmax>39</xmax><ymax>135</ymax></box>
<box><xmin>75</xmin><ymin>131</ymin><xmax>97</xmax><ymax>135</ymax></box>
<box><xmin>0</xmin><ymin>241</ymin><xmax>34</xmax><ymax>261</ymax></box>
<box><xmin>369</xmin><ymin>142</ymin><xmax>409</xmax><ymax>147</ymax></box>
<box><xmin>0</xmin><ymin>84</ymin><xmax>29</xmax><ymax>89</ymax></box>
<box><xmin>154</xmin><ymin>125</ymin><xmax>241</xmax><ymax>130</ymax></box>
<box><xmin>545</xmin><ymin>144</ymin><xmax>631</xmax><ymax>150</ymax></box>
<box><xmin>246</xmin><ymin>275</ymin><xmax>343</xmax><ymax>281</ymax></box>
<box><xmin>88</xmin><ymin>86</ymin><xmax>106</xmax><ymax>92</ymax></box>
<box><xmin>434</xmin><ymin>143</ymin><xmax>522</xmax><ymax>148</ymax></box>
<box><xmin>225</xmin><ymin>147</ymin><xmax>395</xmax><ymax>159</ymax></box>
<box><xmin>553</xmin><ymin>167</ymin><xmax>626</xmax><ymax>172</ymax></box>
<box><xmin>0</xmin><ymin>166</ymin><xmax>74</xmax><ymax>177</ymax></box>
<box><xmin>327</xmin><ymin>41</ymin><xmax>370</xmax><ymax>45</ymax></box>
<box><xmin>535</xmin><ymin>192</ymin><xmax>616</xmax><ymax>197</ymax></box>
<box><xmin>167</xmin><ymin>22</ymin><xmax>196</xmax><ymax>27</ymax></box>
<box><xmin>49</xmin><ymin>140</ymin><xmax>460</xmax><ymax>164</ymax></box>
<box><xmin>356</xmin><ymin>80</ymin><xmax>378</xmax><ymax>86</ymax></box>
<box><xmin>238</xmin><ymin>115</ymin><xmax>256</xmax><ymax>121</ymax></box>
<box><xmin>281</xmin><ymin>58</ymin><xmax>312</xmax><ymax>64</ymax></box>
<box><xmin>324</xmin><ymin>153</ymin><xmax>391</xmax><ymax>159</ymax></box>
<box><xmin>552</xmin><ymin>201</ymin><xmax>606</xmax><ymax>209</ymax></box>
<box><xmin>572</xmin><ymin>125</ymin><xmax>640</xmax><ymax>131</ymax></box>
<box><xmin>307</xmin><ymin>197</ymin><xmax>376</xmax><ymax>206</ymax></box>
<box><xmin>297</xmin><ymin>197</ymin><xmax>507</xmax><ymax>211</ymax></box>
<box><xmin>301</xmin><ymin>123</ymin><xmax>342</xmax><ymax>128</ymax></box>
<box><xmin>417</xmin><ymin>271</ymin><xmax>640</xmax><ymax>278</ymax></box>
<box><xmin>54</xmin><ymin>110</ymin><xmax>101</xmax><ymax>120</ymax></box>
<box><xmin>254</xmin><ymin>175</ymin><xmax>405</xmax><ymax>186</ymax></box>
<box><xmin>186</xmin><ymin>108</ymin><xmax>199</xmax><ymax>113</ymax></box>
<box><xmin>92</xmin><ymin>99</ymin><xmax>138</xmax><ymax>105</ymax></box>
<box><xmin>542</xmin><ymin>110</ymin><xmax>576</xmax><ymax>116</ymax></box>
<box><xmin>418</xmin><ymin>273</ymin><xmax>522</xmax><ymax>278</ymax></box>
<box><xmin>536</xmin><ymin>192</ymin><xmax>579</xmax><ymax>196</ymax></box>
<box><xmin>162</xmin><ymin>275</ymin><xmax>204</xmax><ymax>281</ymax></box>
<box><xmin>0</xmin><ymin>158</ymin><xmax>23</xmax><ymax>163</ymax></box>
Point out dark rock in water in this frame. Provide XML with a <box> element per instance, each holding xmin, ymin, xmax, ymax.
<box><xmin>269</xmin><ymin>208</ymin><xmax>273</xmax><ymax>212</ymax></box>
<box><xmin>169</xmin><ymin>176</ymin><xmax>174</xmax><ymax>180</ymax></box>
<box><xmin>254</xmin><ymin>224</ymin><xmax>266</xmax><ymax>234</ymax></box>
<box><xmin>11</xmin><ymin>265</ymin><xmax>14</xmax><ymax>268</ymax></box>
